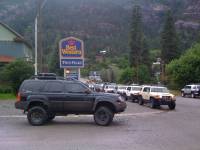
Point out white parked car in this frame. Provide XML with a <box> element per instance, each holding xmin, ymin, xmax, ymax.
<box><xmin>126</xmin><ymin>86</ymin><xmax>142</xmax><ymax>102</ymax></box>
<box><xmin>117</xmin><ymin>85</ymin><xmax>127</xmax><ymax>97</ymax></box>
<box><xmin>138</xmin><ymin>86</ymin><xmax>176</xmax><ymax>109</ymax></box>
<box><xmin>104</xmin><ymin>85</ymin><xmax>117</xmax><ymax>93</ymax></box>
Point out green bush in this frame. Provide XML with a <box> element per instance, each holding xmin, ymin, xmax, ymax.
<box><xmin>0</xmin><ymin>86</ymin><xmax>13</xmax><ymax>93</ymax></box>
<box><xmin>166</xmin><ymin>43</ymin><xmax>200</xmax><ymax>89</ymax></box>
<box><xmin>0</xmin><ymin>59</ymin><xmax>34</xmax><ymax>93</ymax></box>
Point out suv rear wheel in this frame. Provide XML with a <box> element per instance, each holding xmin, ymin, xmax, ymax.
<box><xmin>94</xmin><ymin>106</ymin><xmax>114</xmax><ymax>126</ymax></box>
<box><xmin>27</xmin><ymin>106</ymin><xmax>48</xmax><ymax>126</ymax></box>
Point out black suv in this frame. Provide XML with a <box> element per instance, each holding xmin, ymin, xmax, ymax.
<box><xmin>15</xmin><ymin>77</ymin><xmax>126</xmax><ymax>126</ymax></box>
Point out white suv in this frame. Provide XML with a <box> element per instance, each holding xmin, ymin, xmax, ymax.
<box><xmin>104</xmin><ymin>85</ymin><xmax>117</xmax><ymax>93</ymax></box>
<box><xmin>138</xmin><ymin>86</ymin><xmax>176</xmax><ymax>109</ymax></box>
<box><xmin>117</xmin><ymin>85</ymin><xmax>127</xmax><ymax>97</ymax></box>
<box><xmin>181</xmin><ymin>84</ymin><xmax>200</xmax><ymax>98</ymax></box>
<box><xmin>126</xmin><ymin>86</ymin><xmax>142</xmax><ymax>102</ymax></box>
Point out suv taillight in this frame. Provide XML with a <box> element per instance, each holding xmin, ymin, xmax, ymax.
<box><xmin>17</xmin><ymin>92</ymin><xmax>21</xmax><ymax>102</ymax></box>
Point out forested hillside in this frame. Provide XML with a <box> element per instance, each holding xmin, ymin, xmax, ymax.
<box><xmin>0</xmin><ymin>0</ymin><xmax>199</xmax><ymax>64</ymax></box>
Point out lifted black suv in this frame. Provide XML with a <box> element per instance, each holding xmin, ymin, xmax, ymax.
<box><xmin>15</xmin><ymin>76</ymin><xmax>126</xmax><ymax>126</ymax></box>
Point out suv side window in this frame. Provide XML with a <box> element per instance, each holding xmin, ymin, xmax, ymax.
<box><xmin>65</xmin><ymin>83</ymin><xmax>87</xmax><ymax>93</ymax></box>
<box><xmin>20</xmin><ymin>81</ymin><xmax>44</xmax><ymax>92</ymax></box>
<box><xmin>43</xmin><ymin>82</ymin><xmax>64</xmax><ymax>93</ymax></box>
<box><xmin>143</xmin><ymin>87</ymin><xmax>150</xmax><ymax>92</ymax></box>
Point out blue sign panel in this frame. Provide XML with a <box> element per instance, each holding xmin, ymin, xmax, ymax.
<box><xmin>61</xmin><ymin>59</ymin><xmax>84</xmax><ymax>68</ymax></box>
<box><xmin>61</xmin><ymin>39</ymin><xmax>82</xmax><ymax>57</ymax></box>
<box><xmin>59</xmin><ymin>37</ymin><xmax>84</xmax><ymax>68</ymax></box>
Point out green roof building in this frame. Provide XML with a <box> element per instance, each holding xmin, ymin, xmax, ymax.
<box><xmin>0</xmin><ymin>22</ymin><xmax>32</xmax><ymax>65</ymax></box>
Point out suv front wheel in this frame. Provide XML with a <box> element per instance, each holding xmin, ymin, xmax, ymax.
<box><xmin>168</xmin><ymin>102</ymin><xmax>176</xmax><ymax>110</ymax></box>
<box><xmin>94</xmin><ymin>106</ymin><xmax>114</xmax><ymax>126</ymax></box>
<box><xmin>27</xmin><ymin>106</ymin><xmax>48</xmax><ymax>126</ymax></box>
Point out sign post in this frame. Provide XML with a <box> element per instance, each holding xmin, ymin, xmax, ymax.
<box><xmin>59</xmin><ymin>37</ymin><xmax>84</xmax><ymax>80</ymax></box>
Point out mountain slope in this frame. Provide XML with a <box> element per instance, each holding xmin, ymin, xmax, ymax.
<box><xmin>0</xmin><ymin>0</ymin><xmax>199</xmax><ymax>61</ymax></box>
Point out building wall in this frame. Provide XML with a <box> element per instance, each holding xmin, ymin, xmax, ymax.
<box><xmin>0</xmin><ymin>24</ymin><xmax>32</xmax><ymax>62</ymax></box>
<box><xmin>0</xmin><ymin>24</ymin><xmax>17</xmax><ymax>41</ymax></box>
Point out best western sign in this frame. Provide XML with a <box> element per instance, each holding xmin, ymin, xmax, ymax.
<box><xmin>59</xmin><ymin>37</ymin><xmax>84</xmax><ymax>68</ymax></box>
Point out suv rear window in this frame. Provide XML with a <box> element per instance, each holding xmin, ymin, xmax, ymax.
<box><xmin>20</xmin><ymin>81</ymin><xmax>44</xmax><ymax>92</ymax></box>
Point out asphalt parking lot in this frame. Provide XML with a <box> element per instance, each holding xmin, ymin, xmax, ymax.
<box><xmin>0</xmin><ymin>97</ymin><xmax>200</xmax><ymax>150</ymax></box>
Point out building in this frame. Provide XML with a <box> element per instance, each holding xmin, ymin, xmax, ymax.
<box><xmin>0</xmin><ymin>22</ymin><xmax>32</xmax><ymax>67</ymax></box>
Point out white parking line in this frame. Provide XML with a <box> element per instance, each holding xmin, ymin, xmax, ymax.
<box><xmin>0</xmin><ymin>111</ymin><xmax>163</xmax><ymax>118</ymax></box>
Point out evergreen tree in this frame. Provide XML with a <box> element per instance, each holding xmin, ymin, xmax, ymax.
<box><xmin>161</xmin><ymin>11</ymin><xmax>180</xmax><ymax>64</ymax></box>
<box><xmin>129</xmin><ymin>5</ymin><xmax>150</xmax><ymax>83</ymax></box>
<box><xmin>129</xmin><ymin>5</ymin><xmax>143</xmax><ymax>67</ymax></box>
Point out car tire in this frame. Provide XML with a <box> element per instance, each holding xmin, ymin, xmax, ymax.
<box><xmin>191</xmin><ymin>93</ymin><xmax>195</xmax><ymax>98</ymax></box>
<box><xmin>47</xmin><ymin>113</ymin><xmax>56</xmax><ymax>121</ymax></box>
<box><xmin>27</xmin><ymin>106</ymin><xmax>48</xmax><ymax>126</ymax></box>
<box><xmin>131</xmin><ymin>95</ymin><xmax>135</xmax><ymax>103</ymax></box>
<box><xmin>94</xmin><ymin>106</ymin><xmax>114</xmax><ymax>126</ymax></box>
<box><xmin>168</xmin><ymin>102</ymin><xmax>176</xmax><ymax>110</ymax></box>
<box><xmin>138</xmin><ymin>96</ymin><xmax>144</xmax><ymax>105</ymax></box>
<box><xmin>181</xmin><ymin>92</ymin><xmax>185</xmax><ymax>97</ymax></box>
<box><xmin>150</xmin><ymin>98</ymin><xmax>156</xmax><ymax>109</ymax></box>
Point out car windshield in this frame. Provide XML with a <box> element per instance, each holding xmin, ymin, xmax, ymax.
<box><xmin>151</xmin><ymin>87</ymin><xmax>169</xmax><ymax>93</ymax></box>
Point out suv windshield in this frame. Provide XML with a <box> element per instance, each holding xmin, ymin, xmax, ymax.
<box><xmin>151</xmin><ymin>87</ymin><xmax>169</xmax><ymax>93</ymax></box>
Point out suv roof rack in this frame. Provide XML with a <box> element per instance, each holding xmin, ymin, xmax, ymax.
<box><xmin>30</xmin><ymin>73</ymin><xmax>78</xmax><ymax>81</ymax></box>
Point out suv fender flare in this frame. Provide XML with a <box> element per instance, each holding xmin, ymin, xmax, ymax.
<box><xmin>27</xmin><ymin>96</ymin><xmax>50</xmax><ymax>110</ymax></box>
<box><xmin>92</xmin><ymin>98</ymin><xmax>116</xmax><ymax>112</ymax></box>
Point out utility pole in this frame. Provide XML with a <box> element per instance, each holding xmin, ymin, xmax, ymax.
<box><xmin>34</xmin><ymin>0</ymin><xmax>47</xmax><ymax>75</ymax></box>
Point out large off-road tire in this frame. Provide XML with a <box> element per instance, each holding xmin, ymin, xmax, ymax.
<box><xmin>168</xmin><ymin>102</ymin><xmax>176</xmax><ymax>110</ymax></box>
<box><xmin>94</xmin><ymin>106</ymin><xmax>114</xmax><ymax>126</ymax></box>
<box><xmin>150</xmin><ymin>98</ymin><xmax>156</xmax><ymax>109</ymax></box>
<box><xmin>138</xmin><ymin>96</ymin><xmax>144</xmax><ymax>105</ymax></box>
<box><xmin>27</xmin><ymin>106</ymin><xmax>48</xmax><ymax>126</ymax></box>
<box><xmin>131</xmin><ymin>95</ymin><xmax>136</xmax><ymax>103</ymax></box>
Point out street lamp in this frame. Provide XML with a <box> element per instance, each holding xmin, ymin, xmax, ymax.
<box><xmin>34</xmin><ymin>0</ymin><xmax>47</xmax><ymax>75</ymax></box>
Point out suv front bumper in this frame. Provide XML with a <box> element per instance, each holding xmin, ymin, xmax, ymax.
<box><xmin>155</xmin><ymin>99</ymin><xmax>176</xmax><ymax>105</ymax></box>
<box><xmin>115</xmin><ymin>101</ymin><xmax>127</xmax><ymax>113</ymax></box>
